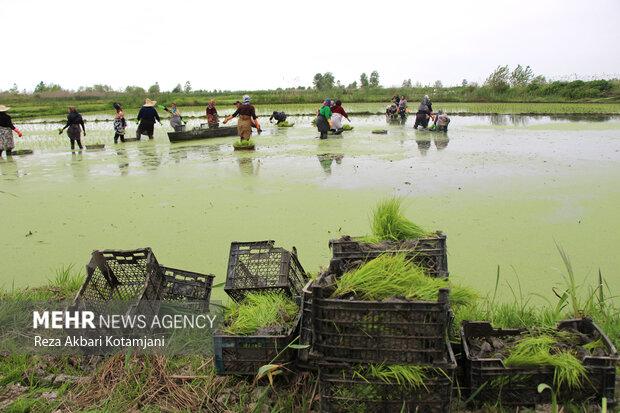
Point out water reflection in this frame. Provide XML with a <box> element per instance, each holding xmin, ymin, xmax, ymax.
<box><xmin>317</xmin><ymin>153</ymin><xmax>344</xmax><ymax>175</ymax></box>
<box><xmin>115</xmin><ymin>149</ymin><xmax>130</xmax><ymax>176</ymax></box>
<box><xmin>237</xmin><ymin>157</ymin><xmax>261</xmax><ymax>176</ymax></box>
<box><xmin>414</xmin><ymin>134</ymin><xmax>432</xmax><ymax>156</ymax></box>
<box><xmin>434</xmin><ymin>134</ymin><xmax>449</xmax><ymax>150</ymax></box>
<box><xmin>137</xmin><ymin>145</ymin><xmax>162</xmax><ymax>170</ymax></box>
<box><xmin>70</xmin><ymin>151</ymin><xmax>87</xmax><ymax>180</ymax></box>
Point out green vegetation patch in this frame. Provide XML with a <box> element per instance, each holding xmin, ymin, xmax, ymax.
<box><xmin>363</xmin><ymin>198</ymin><xmax>429</xmax><ymax>243</ymax></box>
<box><xmin>223</xmin><ymin>292</ymin><xmax>298</xmax><ymax>335</ymax></box>
<box><xmin>233</xmin><ymin>139</ymin><xmax>256</xmax><ymax>150</ymax></box>
<box><xmin>277</xmin><ymin>121</ymin><xmax>295</xmax><ymax>127</ymax></box>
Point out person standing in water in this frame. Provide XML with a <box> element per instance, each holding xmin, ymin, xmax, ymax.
<box><xmin>316</xmin><ymin>98</ymin><xmax>332</xmax><ymax>139</ymax></box>
<box><xmin>113</xmin><ymin>103</ymin><xmax>127</xmax><ymax>143</ymax></box>
<box><xmin>136</xmin><ymin>98</ymin><xmax>161</xmax><ymax>139</ymax></box>
<box><xmin>59</xmin><ymin>106</ymin><xmax>86</xmax><ymax>150</ymax></box>
<box><xmin>206</xmin><ymin>100</ymin><xmax>219</xmax><ymax>128</ymax></box>
<box><xmin>223</xmin><ymin>95</ymin><xmax>261</xmax><ymax>141</ymax></box>
<box><xmin>330</xmin><ymin>100</ymin><xmax>350</xmax><ymax>134</ymax></box>
<box><xmin>0</xmin><ymin>105</ymin><xmax>23</xmax><ymax>157</ymax></box>
<box><xmin>414</xmin><ymin>95</ymin><xmax>433</xmax><ymax>129</ymax></box>
<box><xmin>166</xmin><ymin>102</ymin><xmax>183</xmax><ymax>132</ymax></box>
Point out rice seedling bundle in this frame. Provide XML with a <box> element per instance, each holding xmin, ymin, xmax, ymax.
<box><xmin>233</xmin><ymin>139</ymin><xmax>255</xmax><ymax>149</ymax></box>
<box><xmin>366</xmin><ymin>198</ymin><xmax>429</xmax><ymax>242</ymax></box>
<box><xmin>277</xmin><ymin>121</ymin><xmax>294</xmax><ymax>127</ymax></box>
<box><xmin>342</xmin><ymin>124</ymin><xmax>354</xmax><ymax>131</ymax></box>
<box><xmin>332</xmin><ymin>253</ymin><xmax>477</xmax><ymax>307</ymax></box>
<box><xmin>224</xmin><ymin>292</ymin><xmax>298</xmax><ymax>335</ymax></box>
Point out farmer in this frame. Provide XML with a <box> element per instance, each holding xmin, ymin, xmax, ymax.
<box><xmin>269</xmin><ymin>111</ymin><xmax>287</xmax><ymax>125</ymax></box>
<box><xmin>223</xmin><ymin>95</ymin><xmax>261</xmax><ymax>140</ymax></box>
<box><xmin>59</xmin><ymin>106</ymin><xmax>86</xmax><ymax>150</ymax></box>
<box><xmin>112</xmin><ymin>102</ymin><xmax>127</xmax><ymax>143</ymax></box>
<box><xmin>386</xmin><ymin>104</ymin><xmax>398</xmax><ymax>121</ymax></box>
<box><xmin>330</xmin><ymin>100</ymin><xmax>350</xmax><ymax>134</ymax></box>
<box><xmin>433</xmin><ymin>110</ymin><xmax>450</xmax><ymax>132</ymax></box>
<box><xmin>398</xmin><ymin>97</ymin><xmax>408</xmax><ymax>121</ymax></box>
<box><xmin>413</xmin><ymin>95</ymin><xmax>433</xmax><ymax>129</ymax></box>
<box><xmin>206</xmin><ymin>99</ymin><xmax>219</xmax><ymax>128</ymax></box>
<box><xmin>0</xmin><ymin>105</ymin><xmax>23</xmax><ymax>157</ymax></box>
<box><xmin>136</xmin><ymin>98</ymin><xmax>161</xmax><ymax>140</ymax></box>
<box><xmin>316</xmin><ymin>98</ymin><xmax>332</xmax><ymax>139</ymax></box>
<box><xmin>166</xmin><ymin>102</ymin><xmax>183</xmax><ymax>132</ymax></box>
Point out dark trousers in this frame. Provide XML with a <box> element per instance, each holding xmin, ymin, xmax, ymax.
<box><xmin>414</xmin><ymin>113</ymin><xmax>430</xmax><ymax>129</ymax></box>
<box><xmin>0</xmin><ymin>149</ymin><xmax>12</xmax><ymax>156</ymax></box>
<box><xmin>137</xmin><ymin>121</ymin><xmax>155</xmax><ymax>139</ymax></box>
<box><xmin>70</xmin><ymin>137</ymin><xmax>83</xmax><ymax>150</ymax></box>
<box><xmin>114</xmin><ymin>133</ymin><xmax>125</xmax><ymax>143</ymax></box>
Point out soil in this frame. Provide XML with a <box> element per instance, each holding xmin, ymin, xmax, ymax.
<box><xmin>467</xmin><ymin>328</ymin><xmax>609</xmax><ymax>360</ymax></box>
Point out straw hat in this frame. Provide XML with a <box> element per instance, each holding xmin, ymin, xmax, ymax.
<box><xmin>144</xmin><ymin>98</ymin><xmax>157</xmax><ymax>107</ymax></box>
<box><xmin>0</xmin><ymin>105</ymin><xmax>10</xmax><ymax>112</ymax></box>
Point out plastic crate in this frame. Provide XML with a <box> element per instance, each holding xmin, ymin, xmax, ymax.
<box><xmin>312</xmin><ymin>282</ymin><xmax>451</xmax><ymax>365</ymax></box>
<box><xmin>71</xmin><ymin>248</ymin><xmax>164</xmax><ymax>319</ymax></box>
<box><xmin>329</xmin><ymin>233</ymin><xmax>448</xmax><ymax>278</ymax></box>
<box><xmin>160</xmin><ymin>266</ymin><xmax>215</xmax><ymax>312</ymax></box>
<box><xmin>461</xmin><ymin>318</ymin><xmax>618</xmax><ymax>407</ymax></box>
<box><xmin>213</xmin><ymin>314</ymin><xmax>301</xmax><ymax>375</ymax></box>
<box><xmin>224</xmin><ymin>240</ymin><xmax>308</xmax><ymax>302</ymax></box>
<box><xmin>319</xmin><ymin>342</ymin><xmax>456</xmax><ymax>413</ymax></box>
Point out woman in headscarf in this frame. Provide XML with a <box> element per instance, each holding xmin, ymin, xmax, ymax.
<box><xmin>414</xmin><ymin>95</ymin><xmax>433</xmax><ymax>129</ymax></box>
<box><xmin>223</xmin><ymin>95</ymin><xmax>260</xmax><ymax>141</ymax></box>
<box><xmin>330</xmin><ymin>100</ymin><xmax>350</xmax><ymax>134</ymax></box>
<box><xmin>316</xmin><ymin>98</ymin><xmax>332</xmax><ymax>139</ymax></box>
<box><xmin>167</xmin><ymin>103</ymin><xmax>183</xmax><ymax>132</ymax></box>
<box><xmin>59</xmin><ymin>106</ymin><xmax>86</xmax><ymax>150</ymax></box>
<box><xmin>206</xmin><ymin>100</ymin><xmax>219</xmax><ymax>128</ymax></box>
<box><xmin>113</xmin><ymin>103</ymin><xmax>126</xmax><ymax>143</ymax></box>
<box><xmin>0</xmin><ymin>105</ymin><xmax>22</xmax><ymax>157</ymax></box>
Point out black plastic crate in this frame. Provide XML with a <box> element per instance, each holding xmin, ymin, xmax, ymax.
<box><xmin>329</xmin><ymin>232</ymin><xmax>448</xmax><ymax>278</ymax></box>
<box><xmin>72</xmin><ymin>248</ymin><xmax>164</xmax><ymax>318</ymax></box>
<box><xmin>213</xmin><ymin>314</ymin><xmax>301</xmax><ymax>375</ymax></box>
<box><xmin>319</xmin><ymin>342</ymin><xmax>456</xmax><ymax>413</ymax></box>
<box><xmin>160</xmin><ymin>266</ymin><xmax>215</xmax><ymax>312</ymax></box>
<box><xmin>312</xmin><ymin>282</ymin><xmax>451</xmax><ymax>365</ymax></box>
<box><xmin>461</xmin><ymin>318</ymin><xmax>618</xmax><ymax>408</ymax></box>
<box><xmin>224</xmin><ymin>240</ymin><xmax>308</xmax><ymax>302</ymax></box>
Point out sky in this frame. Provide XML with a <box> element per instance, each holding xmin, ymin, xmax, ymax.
<box><xmin>2</xmin><ymin>0</ymin><xmax>619</xmax><ymax>92</ymax></box>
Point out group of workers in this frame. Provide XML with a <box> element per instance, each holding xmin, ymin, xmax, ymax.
<box><xmin>0</xmin><ymin>93</ymin><xmax>452</xmax><ymax>155</ymax></box>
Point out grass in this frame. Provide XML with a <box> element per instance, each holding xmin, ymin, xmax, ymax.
<box><xmin>332</xmin><ymin>254</ymin><xmax>477</xmax><ymax>307</ymax></box>
<box><xmin>223</xmin><ymin>292</ymin><xmax>298</xmax><ymax>335</ymax></box>
<box><xmin>363</xmin><ymin>198</ymin><xmax>429</xmax><ymax>243</ymax></box>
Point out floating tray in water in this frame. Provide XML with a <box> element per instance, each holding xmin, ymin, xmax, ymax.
<box><xmin>12</xmin><ymin>149</ymin><xmax>34</xmax><ymax>156</ymax></box>
<box><xmin>372</xmin><ymin>129</ymin><xmax>388</xmax><ymax>134</ymax></box>
<box><xmin>86</xmin><ymin>144</ymin><xmax>105</xmax><ymax>150</ymax></box>
<box><xmin>234</xmin><ymin>145</ymin><xmax>255</xmax><ymax>151</ymax></box>
<box><xmin>123</xmin><ymin>138</ymin><xmax>140</xmax><ymax>142</ymax></box>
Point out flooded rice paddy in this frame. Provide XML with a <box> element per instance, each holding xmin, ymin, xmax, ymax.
<box><xmin>2</xmin><ymin>104</ymin><xmax>619</xmax><ymax>301</ymax></box>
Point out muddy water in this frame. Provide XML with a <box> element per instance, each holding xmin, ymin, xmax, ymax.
<box><xmin>2</xmin><ymin>110</ymin><xmax>620</xmax><ymax>302</ymax></box>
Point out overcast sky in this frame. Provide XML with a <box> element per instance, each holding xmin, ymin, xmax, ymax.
<box><xmin>3</xmin><ymin>0</ymin><xmax>619</xmax><ymax>92</ymax></box>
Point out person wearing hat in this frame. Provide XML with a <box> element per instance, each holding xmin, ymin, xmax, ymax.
<box><xmin>433</xmin><ymin>110</ymin><xmax>450</xmax><ymax>132</ymax></box>
<box><xmin>59</xmin><ymin>106</ymin><xmax>86</xmax><ymax>150</ymax></box>
<box><xmin>316</xmin><ymin>98</ymin><xmax>332</xmax><ymax>139</ymax></box>
<box><xmin>0</xmin><ymin>105</ymin><xmax>22</xmax><ymax>157</ymax></box>
<box><xmin>113</xmin><ymin>103</ymin><xmax>127</xmax><ymax>143</ymax></box>
<box><xmin>206</xmin><ymin>99</ymin><xmax>219</xmax><ymax>128</ymax></box>
<box><xmin>223</xmin><ymin>95</ymin><xmax>261</xmax><ymax>140</ymax></box>
<box><xmin>165</xmin><ymin>102</ymin><xmax>183</xmax><ymax>132</ymax></box>
<box><xmin>136</xmin><ymin>98</ymin><xmax>161</xmax><ymax>140</ymax></box>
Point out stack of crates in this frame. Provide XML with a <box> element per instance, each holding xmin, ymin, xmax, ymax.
<box><xmin>214</xmin><ymin>241</ymin><xmax>308</xmax><ymax>375</ymax></box>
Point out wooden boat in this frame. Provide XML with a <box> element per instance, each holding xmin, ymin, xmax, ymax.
<box><xmin>168</xmin><ymin>124</ymin><xmax>238</xmax><ymax>142</ymax></box>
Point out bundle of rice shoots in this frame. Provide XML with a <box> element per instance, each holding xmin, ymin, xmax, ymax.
<box><xmin>368</xmin><ymin>198</ymin><xmax>428</xmax><ymax>242</ymax></box>
<box><xmin>233</xmin><ymin>139</ymin><xmax>256</xmax><ymax>149</ymax></box>
<box><xmin>332</xmin><ymin>254</ymin><xmax>476</xmax><ymax>307</ymax></box>
<box><xmin>277</xmin><ymin>121</ymin><xmax>294</xmax><ymax>127</ymax></box>
<box><xmin>224</xmin><ymin>292</ymin><xmax>298</xmax><ymax>335</ymax></box>
<box><xmin>342</xmin><ymin>124</ymin><xmax>354</xmax><ymax>131</ymax></box>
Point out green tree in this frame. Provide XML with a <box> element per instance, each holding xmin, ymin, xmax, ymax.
<box><xmin>148</xmin><ymin>82</ymin><xmax>160</xmax><ymax>94</ymax></box>
<box><xmin>184</xmin><ymin>81</ymin><xmax>192</xmax><ymax>93</ymax></box>
<box><xmin>172</xmin><ymin>83</ymin><xmax>182</xmax><ymax>93</ymax></box>
<box><xmin>347</xmin><ymin>81</ymin><xmax>358</xmax><ymax>89</ymax></box>
<box><xmin>313</xmin><ymin>72</ymin><xmax>335</xmax><ymax>90</ymax></box>
<box><xmin>369</xmin><ymin>71</ymin><xmax>380</xmax><ymax>88</ymax></box>
<box><xmin>313</xmin><ymin>73</ymin><xmax>324</xmax><ymax>90</ymax></box>
<box><xmin>34</xmin><ymin>81</ymin><xmax>62</xmax><ymax>93</ymax></box>
<box><xmin>360</xmin><ymin>73</ymin><xmax>369</xmax><ymax>88</ymax></box>
<box><xmin>510</xmin><ymin>64</ymin><xmax>534</xmax><ymax>86</ymax></box>
<box><xmin>402</xmin><ymin>79</ymin><xmax>412</xmax><ymax>88</ymax></box>
<box><xmin>434</xmin><ymin>80</ymin><xmax>443</xmax><ymax>88</ymax></box>
<box><xmin>124</xmin><ymin>85</ymin><xmax>146</xmax><ymax>95</ymax></box>
<box><xmin>485</xmin><ymin>65</ymin><xmax>510</xmax><ymax>92</ymax></box>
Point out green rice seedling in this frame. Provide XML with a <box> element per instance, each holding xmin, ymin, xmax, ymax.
<box><xmin>368</xmin><ymin>198</ymin><xmax>428</xmax><ymax>242</ymax></box>
<box><xmin>365</xmin><ymin>364</ymin><xmax>429</xmax><ymax>390</ymax></box>
<box><xmin>223</xmin><ymin>292</ymin><xmax>298</xmax><ymax>335</ymax></box>
<box><xmin>342</xmin><ymin>124</ymin><xmax>354</xmax><ymax>131</ymax></box>
<box><xmin>332</xmin><ymin>254</ymin><xmax>477</xmax><ymax>308</ymax></box>
<box><xmin>276</xmin><ymin>121</ymin><xmax>294</xmax><ymax>127</ymax></box>
<box><xmin>233</xmin><ymin>139</ymin><xmax>255</xmax><ymax>149</ymax></box>
<box><xmin>582</xmin><ymin>338</ymin><xmax>605</xmax><ymax>353</ymax></box>
<box><xmin>551</xmin><ymin>351</ymin><xmax>586</xmax><ymax>390</ymax></box>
